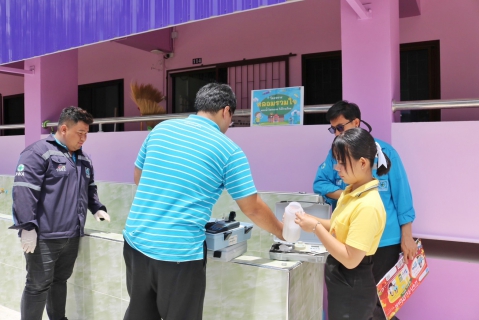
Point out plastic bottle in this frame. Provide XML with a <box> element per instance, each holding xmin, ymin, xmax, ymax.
<box><xmin>283</xmin><ymin>202</ymin><xmax>303</xmax><ymax>243</ymax></box>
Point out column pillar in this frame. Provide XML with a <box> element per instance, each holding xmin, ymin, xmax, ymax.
<box><xmin>340</xmin><ymin>0</ymin><xmax>399</xmax><ymax>142</ymax></box>
<box><xmin>24</xmin><ymin>50</ymin><xmax>78</xmax><ymax>147</ymax></box>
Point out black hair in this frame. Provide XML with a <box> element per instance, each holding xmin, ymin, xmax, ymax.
<box><xmin>332</xmin><ymin>128</ymin><xmax>391</xmax><ymax>176</ymax></box>
<box><xmin>58</xmin><ymin>106</ymin><xmax>94</xmax><ymax>127</ymax></box>
<box><xmin>194</xmin><ymin>83</ymin><xmax>237</xmax><ymax>115</ymax></box>
<box><xmin>327</xmin><ymin>100</ymin><xmax>372</xmax><ymax>133</ymax></box>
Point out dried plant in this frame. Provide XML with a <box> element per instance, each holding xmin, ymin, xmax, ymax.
<box><xmin>130</xmin><ymin>82</ymin><xmax>166</xmax><ymax>129</ymax></box>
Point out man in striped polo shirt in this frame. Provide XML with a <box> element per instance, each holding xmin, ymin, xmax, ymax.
<box><xmin>123</xmin><ymin>83</ymin><xmax>284</xmax><ymax>320</ymax></box>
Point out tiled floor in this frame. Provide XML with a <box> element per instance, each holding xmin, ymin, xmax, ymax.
<box><xmin>0</xmin><ymin>305</ymin><xmax>20</xmax><ymax>320</ymax></box>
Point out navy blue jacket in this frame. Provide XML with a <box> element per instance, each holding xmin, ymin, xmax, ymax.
<box><xmin>10</xmin><ymin>135</ymin><xmax>105</xmax><ymax>239</ymax></box>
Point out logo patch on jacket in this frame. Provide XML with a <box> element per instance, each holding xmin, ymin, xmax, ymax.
<box><xmin>16</xmin><ymin>164</ymin><xmax>25</xmax><ymax>176</ymax></box>
<box><xmin>321</xmin><ymin>162</ymin><xmax>326</xmax><ymax>169</ymax></box>
<box><xmin>56</xmin><ymin>164</ymin><xmax>67</xmax><ymax>172</ymax></box>
<box><xmin>378</xmin><ymin>180</ymin><xmax>389</xmax><ymax>191</ymax></box>
<box><xmin>85</xmin><ymin>168</ymin><xmax>90</xmax><ymax>178</ymax></box>
<box><xmin>335</xmin><ymin>179</ymin><xmax>342</xmax><ymax>186</ymax></box>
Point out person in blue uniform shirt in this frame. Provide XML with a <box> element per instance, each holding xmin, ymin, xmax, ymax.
<box><xmin>313</xmin><ymin>100</ymin><xmax>417</xmax><ymax>320</ymax></box>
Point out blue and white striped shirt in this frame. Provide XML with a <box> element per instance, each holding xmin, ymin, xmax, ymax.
<box><xmin>123</xmin><ymin>115</ymin><xmax>257</xmax><ymax>262</ymax></box>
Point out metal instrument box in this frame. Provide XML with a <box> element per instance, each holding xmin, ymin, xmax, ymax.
<box><xmin>269</xmin><ymin>200</ymin><xmax>330</xmax><ymax>263</ymax></box>
<box><xmin>205</xmin><ymin>220</ymin><xmax>253</xmax><ymax>251</ymax></box>
<box><xmin>207</xmin><ymin>241</ymin><xmax>247</xmax><ymax>262</ymax></box>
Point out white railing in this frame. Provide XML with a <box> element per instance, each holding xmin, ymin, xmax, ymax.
<box><xmin>392</xmin><ymin>98</ymin><xmax>479</xmax><ymax>111</ymax></box>
<box><xmin>0</xmin><ymin>99</ymin><xmax>478</xmax><ymax>131</ymax></box>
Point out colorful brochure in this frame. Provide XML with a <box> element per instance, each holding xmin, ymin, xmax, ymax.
<box><xmin>376</xmin><ymin>239</ymin><xmax>429</xmax><ymax>319</ymax></box>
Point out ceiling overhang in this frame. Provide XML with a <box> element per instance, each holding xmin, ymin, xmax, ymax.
<box><xmin>399</xmin><ymin>0</ymin><xmax>421</xmax><ymax>18</ymax></box>
<box><xmin>346</xmin><ymin>0</ymin><xmax>421</xmax><ymax>20</ymax></box>
<box><xmin>0</xmin><ymin>0</ymin><xmax>293</xmax><ymax>66</ymax></box>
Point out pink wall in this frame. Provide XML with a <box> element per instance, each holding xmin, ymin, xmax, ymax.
<box><xmin>392</xmin><ymin>121</ymin><xmax>479</xmax><ymax>243</ymax></box>
<box><xmin>84</xmin><ymin>124</ymin><xmax>332</xmax><ymax>192</ymax></box>
<box><xmin>0</xmin><ymin>135</ymin><xmax>27</xmax><ymax>174</ymax></box>
<box><xmin>396</xmin><ymin>257</ymin><xmax>479</xmax><ymax>319</ymax></box>
<box><xmin>0</xmin><ymin>73</ymin><xmax>23</xmax><ymax>97</ymax></box>
<box><xmin>340</xmin><ymin>0</ymin><xmax>399</xmax><ymax>142</ymax></box>
<box><xmin>24</xmin><ymin>50</ymin><xmax>79</xmax><ymax>146</ymax></box>
<box><xmin>78</xmin><ymin>41</ymin><xmax>164</xmax><ymax>131</ymax></box>
<box><xmin>3</xmin><ymin>0</ymin><xmax>479</xmax><ymax>126</ymax></box>
<box><xmin>166</xmin><ymin>0</ymin><xmax>341</xmax><ymax>94</ymax></box>
<box><xmin>73</xmin><ymin>120</ymin><xmax>479</xmax><ymax>243</ymax></box>
<box><xmin>1</xmin><ymin>2</ymin><xmax>478</xmax><ymax>318</ymax></box>
<box><xmin>400</xmin><ymin>0</ymin><xmax>479</xmax><ymax>120</ymax></box>
<box><xmin>226</xmin><ymin>125</ymin><xmax>332</xmax><ymax>192</ymax></box>
<box><xmin>80</xmin><ymin>131</ymin><xmax>148</xmax><ymax>183</ymax></box>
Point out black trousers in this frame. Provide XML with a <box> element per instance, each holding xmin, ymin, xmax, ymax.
<box><xmin>123</xmin><ymin>240</ymin><xmax>207</xmax><ymax>320</ymax></box>
<box><xmin>325</xmin><ymin>255</ymin><xmax>377</xmax><ymax>320</ymax></box>
<box><xmin>21</xmin><ymin>237</ymin><xmax>80</xmax><ymax>320</ymax></box>
<box><xmin>372</xmin><ymin>244</ymin><xmax>402</xmax><ymax>320</ymax></box>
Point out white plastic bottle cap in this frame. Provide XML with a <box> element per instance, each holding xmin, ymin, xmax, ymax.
<box><xmin>294</xmin><ymin>241</ymin><xmax>306</xmax><ymax>250</ymax></box>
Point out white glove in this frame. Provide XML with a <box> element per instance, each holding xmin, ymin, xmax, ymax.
<box><xmin>94</xmin><ymin>210</ymin><xmax>110</xmax><ymax>222</ymax></box>
<box><xmin>21</xmin><ymin>229</ymin><xmax>37</xmax><ymax>254</ymax></box>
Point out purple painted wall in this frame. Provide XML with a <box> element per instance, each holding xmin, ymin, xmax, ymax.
<box><xmin>0</xmin><ymin>0</ymin><xmax>288</xmax><ymax>65</ymax></box>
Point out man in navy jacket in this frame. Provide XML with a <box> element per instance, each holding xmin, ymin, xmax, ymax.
<box><xmin>10</xmin><ymin>106</ymin><xmax>109</xmax><ymax>320</ymax></box>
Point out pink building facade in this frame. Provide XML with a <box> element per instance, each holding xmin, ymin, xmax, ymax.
<box><xmin>1</xmin><ymin>0</ymin><xmax>478</xmax><ymax>318</ymax></box>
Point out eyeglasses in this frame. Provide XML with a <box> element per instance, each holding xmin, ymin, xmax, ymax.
<box><xmin>222</xmin><ymin>106</ymin><xmax>234</xmax><ymax>128</ymax></box>
<box><xmin>328</xmin><ymin>120</ymin><xmax>353</xmax><ymax>134</ymax></box>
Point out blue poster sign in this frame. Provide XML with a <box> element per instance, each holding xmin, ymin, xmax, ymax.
<box><xmin>250</xmin><ymin>87</ymin><xmax>304</xmax><ymax>126</ymax></box>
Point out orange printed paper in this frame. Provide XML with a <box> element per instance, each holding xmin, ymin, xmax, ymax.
<box><xmin>376</xmin><ymin>239</ymin><xmax>429</xmax><ymax>319</ymax></box>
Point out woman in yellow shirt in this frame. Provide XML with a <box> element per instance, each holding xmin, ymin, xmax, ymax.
<box><xmin>295</xmin><ymin>128</ymin><xmax>390</xmax><ymax>320</ymax></box>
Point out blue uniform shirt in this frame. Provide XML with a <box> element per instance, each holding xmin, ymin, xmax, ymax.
<box><xmin>313</xmin><ymin>139</ymin><xmax>415</xmax><ymax>247</ymax></box>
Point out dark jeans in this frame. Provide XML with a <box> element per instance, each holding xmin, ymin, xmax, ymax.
<box><xmin>123</xmin><ymin>240</ymin><xmax>206</xmax><ymax>320</ymax></box>
<box><xmin>21</xmin><ymin>237</ymin><xmax>80</xmax><ymax>320</ymax></box>
<box><xmin>372</xmin><ymin>244</ymin><xmax>402</xmax><ymax>320</ymax></box>
<box><xmin>325</xmin><ymin>255</ymin><xmax>377</xmax><ymax>320</ymax></box>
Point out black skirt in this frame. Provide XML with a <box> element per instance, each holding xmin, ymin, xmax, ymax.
<box><xmin>325</xmin><ymin>254</ymin><xmax>377</xmax><ymax>320</ymax></box>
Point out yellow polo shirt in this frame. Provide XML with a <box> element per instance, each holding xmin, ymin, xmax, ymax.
<box><xmin>330</xmin><ymin>180</ymin><xmax>386</xmax><ymax>256</ymax></box>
